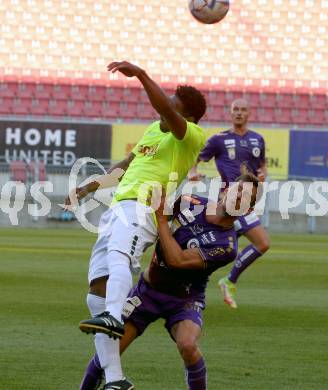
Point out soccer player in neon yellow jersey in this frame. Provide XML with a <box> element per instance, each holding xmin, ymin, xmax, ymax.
<box><xmin>68</xmin><ymin>61</ymin><xmax>206</xmax><ymax>390</ymax></box>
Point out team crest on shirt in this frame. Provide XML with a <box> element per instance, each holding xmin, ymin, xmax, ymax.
<box><xmin>138</xmin><ymin>144</ymin><xmax>159</xmax><ymax>156</ymax></box>
<box><xmin>187</xmin><ymin>238</ymin><xmax>200</xmax><ymax>248</ymax></box>
<box><xmin>252</xmin><ymin>147</ymin><xmax>261</xmax><ymax>157</ymax></box>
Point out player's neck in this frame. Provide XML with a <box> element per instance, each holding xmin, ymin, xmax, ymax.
<box><xmin>211</xmin><ymin>203</ymin><xmax>235</xmax><ymax>228</ymax></box>
<box><xmin>232</xmin><ymin>125</ymin><xmax>247</xmax><ymax>136</ymax></box>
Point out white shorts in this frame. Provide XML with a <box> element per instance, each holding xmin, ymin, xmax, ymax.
<box><xmin>88</xmin><ymin>200</ymin><xmax>158</xmax><ymax>284</ymax></box>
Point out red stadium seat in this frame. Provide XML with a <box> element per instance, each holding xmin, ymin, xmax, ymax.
<box><xmin>0</xmin><ymin>82</ymin><xmax>17</xmax><ymax>98</ymax></box>
<box><xmin>30</xmin><ymin>99</ymin><xmax>49</xmax><ymax>115</ymax></box>
<box><xmin>309</xmin><ymin>94</ymin><xmax>327</xmax><ymax>110</ymax></box>
<box><xmin>12</xmin><ymin>98</ymin><xmax>31</xmax><ymax>115</ymax></box>
<box><xmin>308</xmin><ymin>109</ymin><xmax>326</xmax><ymax>126</ymax></box>
<box><xmin>69</xmin><ymin>85</ymin><xmax>88</xmax><ymax>101</ymax></box>
<box><xmin>48</xmin><ymin>100</ymin><xmax>67</xmax><ymax>116</ymax></box>
<box><xmin>120</xmin><ymin>102</ymin><xmax>137</xmax><ymax>119</ymax></box>
<box><xmin>276</xmin><ymin>93</ymin><xmax>294</xmax><ymax>108</ymax></box>
<box><xmin>101</xmin><ymin>102</ymin><xmax>120</xmax><ymax>119</ymax></box>
<box><xmin>245</xmin><ymin>92</ymin><xmax>261</xmax><ymax>108</ymax></box>
<box><xmin>83</xmin><ymin>101</ymin><xmax>102</xmax><ymax>117</ymax></box>
<box><xmin>123</xmin><ymin>88</ymin><xmax>140</xmax><ymax>103</ymax></box>
<box><xmin>17</xmin><ymin>83</ymin><xmax>35</xmax><ymax>99</ymax></box>
<box><xmin>257</xmin><ymin>107</ymin><xmax>275</xmax><ymax>123</ymax></box>
<box><xmin>34</xmin><ymin>84</ymin><xmax>53</xmax><ymax>99</ymax></box>
<box><xmin>87</xmin><ymin>85</ymin><xmax>106</xmax><ymax>102</ymax></box>
<box><xmin>105</xmin><ymin>88</ymin><xmax>123</xmax><ymax>103</ymax></box>
<box><xmin>52</xmin><ymin>84</ymin><xmax>70</xmax><ymax>100</ymax></box>
<box><xmin>275</xmin><ymin>108</ymin><xmax>291</xmax><ymax>124</ymax></box>
<box><xmin>260</xmin><ymin>93</ymin><xmax>276</xmax><ymax>108</ymax></box>
<box><xmin>0</xmin><ymin>98</ymin><xmax>13</xmax><ymax>115</ymax></box>
<box><xmin>136</xmin><ymin>103</ymin><xmax>156</xmax><ymax>120</ymax></box>
<box><xmin>291</xmin><ymin>109</ymin><xmax>309</xmax><ymax>125</ymax></box>
<box><xmin>66</xmin><ymin>100</ymin><xmax>83</xmax><ymax>116</ymax></box>
<box><xmin>208</xmin><ymin>105</ymin><xmax>226</xmax><ymax>122</ymax></box>
<box><xmin>10</xmin><ymin>161</ymin><xmax>27</xmax><ymax>183</ymax></box>
<box><xmin>293</xmin><ymin>94</ymin><xmax>310</xmax><ymax>109</ymax></box>
<box><xmin>28</xmin><ymin>160</ymin><xmax>47</xmax><ymax>182</ymax></box>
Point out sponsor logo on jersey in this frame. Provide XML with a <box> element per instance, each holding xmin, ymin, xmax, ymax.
<box><xmin>208</xmin><ymin>247</ymin><xmax>225</xmax><ymax>256</ymax></box>
<box><xmin>224</xmin><ymin>139</ymin><xmax>236</xmax><ymax>147</ymax></box>
<box><xmin>227</xmin><ymin>147</ymin><xmax>236</xmax><ymax>160</ymax></box>
<box><xmin>189</xmin><ymin>223</ymin><xmax>204</xmax><ymax>235</ymax></box>
<box><xmin>209</xmin><ymin>231</ymin><xmax>216</xmax><ymax>242</ymax></box>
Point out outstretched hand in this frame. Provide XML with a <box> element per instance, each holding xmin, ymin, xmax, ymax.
<box><xmin>64</xmin><ymin>186</ymin><xmax>89</xmax><ymax>210</ymax></box>
<box><xmin>107</xmin><ymin>61</ymin><xmax>143</xmax><ymax>78</ymax></box>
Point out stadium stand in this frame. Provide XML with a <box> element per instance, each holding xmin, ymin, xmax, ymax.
<box><xmin>0</xmin><ymin>0</ymin><xmax>327</xmax><ymax>126</ymax></box>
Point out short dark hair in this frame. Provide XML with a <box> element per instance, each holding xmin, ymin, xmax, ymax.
<box><xmin>236</xmin><ymin>173</ymin><xmax>261</xmax><ymax>207</ymax></box>
<box><xmin>175</xmin><ymin>85</ymin><xmax>207</xmax><ymax>124</ymax></box>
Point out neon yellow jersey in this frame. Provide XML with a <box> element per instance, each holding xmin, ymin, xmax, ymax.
<box><xmin>113</xmin><ymin>120</ymin><xmax>205</xmax><ymax>203</ymax></box>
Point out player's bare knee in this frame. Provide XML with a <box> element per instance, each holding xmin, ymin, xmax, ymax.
<box><xmin>89</xmin><ymin>276</ymin><xmax>108</xmax><ymax>297</ymax></box>
<box><xmin>176</xmin><ymin>338</ymin><xmax>198</xmax><ymax>360</ymax></box>
<box><xmin>258</xmin><ymin>236</ymin><xmax>270</xmax><ymax>253</ymax></box>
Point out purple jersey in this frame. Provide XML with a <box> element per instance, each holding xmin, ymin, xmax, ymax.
<box><xmin>148</xmin><ymin>195</ymin><xmax>237</xmax><ymax>298</ymax></box>
<box><xmin>199</xmin><ymin>129</ymin><xmax>265</xmax><ymax>184</ymax></box>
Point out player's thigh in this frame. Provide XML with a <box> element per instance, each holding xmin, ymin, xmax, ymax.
<box><xmin>88</xmin><ymin>209</ymin><xmax>114</xmax><ymax>284</ymax></box>
<box><xmin>120</xmin><ymin>320</ymin><xmax>139</xmax><ymax>355</ymax></box>
<box><xmin>171</xmin><ymin>319</ymin><xmax>202</xmax><ymax>346</ymax></box>
<box><xmin>166</xmin><ymin>298</ymin><xmax>204</xmax><ymax>344</ymax></box>
<box><xmin>122</xmin><ymin>277</ymin><xmax>161</xmax><ymax>336</ymax></box>
<box><xmin>88</xmin><ymin>235</ymin><xmax>111</xmax><ymax>284</ymax></box>
<box><xmin>107</xmin><ymin>201</ymin><xmax>157</xmax><ymax>270</ymax></box>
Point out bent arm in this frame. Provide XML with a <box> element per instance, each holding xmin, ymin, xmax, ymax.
<box><xmin>156</xmin><ymin>216</ymin><xmax>205</xmax><ymax>270</ymax></box>
<box><xmin>65</xmin><ymin>153</ymin><xmax>135</xmax><ymax>205</ymax></box>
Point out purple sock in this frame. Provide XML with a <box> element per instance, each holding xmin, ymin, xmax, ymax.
<box><xmin>229</xmin><ymin>244</ymin><xmax>262</xmax><ymax>283</ymax></box>
<box><xmin>80</xmin><ymin>354</ymin><xmax>103</xmax><ymax>390</ymax></box>
<box><xmin>185</xmin><ymin>357</ymin><xmax>207</xmax><ymax>390</ymax></box>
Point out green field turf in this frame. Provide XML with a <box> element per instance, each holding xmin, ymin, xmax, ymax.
<box><xmin>0</xmin><ymin>228</ymin><xmax>327</xmax><ymax>390</ymax></box>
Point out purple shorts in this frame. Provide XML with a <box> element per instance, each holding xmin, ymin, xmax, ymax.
<box><xmin>122</xmin><ymin>276</ymin><xmax>205</xmax><ymax>337</ymax></box>
<box><xmin>234</xmin><ymin>211</ymin><xmax>261</xmax><ymax>237</ymax></box>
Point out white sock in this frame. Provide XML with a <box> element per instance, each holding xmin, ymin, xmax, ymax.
<box><xmin>95</xmin><ymin>335</ymin><xmax>123</xmax><ymax>383</ymax></box>
<box><xmin>86</xmin><ymin>293</ymin><xmax>106</xmax><ymax>317</ymax></box>
<box><xmin>86</xmin><ymin>293</ymin><xmax>123</xmax><ymax>383</ymax></box>
<box><xmin>105</xmin><ymin>251</ymin><xmax>133</xmax><ymax>321</ymax></box>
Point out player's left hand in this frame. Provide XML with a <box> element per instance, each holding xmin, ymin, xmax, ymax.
<box><xmin>107</xmin><ymin>61</ymin><xmax>143</xmax><ymax>78</ymax></box>
<box><xmin>64</xmin><ymin>186</ymin><xmax>88</xmax><ymax>210</ymax></box>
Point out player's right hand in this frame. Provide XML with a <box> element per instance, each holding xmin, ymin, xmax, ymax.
<box><xmin>107</xmin><ymin>61</ymin><xmax>143</xmax><ymax>78</ymax></box>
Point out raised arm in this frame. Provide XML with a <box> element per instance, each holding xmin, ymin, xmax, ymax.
<box><xmin>155</xmin><ymin>197</ymin><xmax>204</xmax><ymax>270</ymax></box>
<box><xmin>107</xmin><ymin>61</ymin><xmax>187</xmax><ymax>140</ymax></box>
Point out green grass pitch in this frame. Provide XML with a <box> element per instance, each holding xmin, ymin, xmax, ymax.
<box><xmin>0</xmin><ymin>228</ymin><xmax>327</xmax><ymax>390</ymax></box>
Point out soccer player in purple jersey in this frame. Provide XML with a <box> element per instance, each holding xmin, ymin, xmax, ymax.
<box><xmin>190</xmin><ymin>98</ymin><xmax>270</xmax><ymax>309</ymax></box>
<box><xmin>80</xmin><ymin>174</ymin><xmax>260</xmax><ymax>390</ymax></box>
